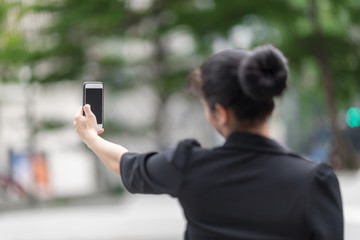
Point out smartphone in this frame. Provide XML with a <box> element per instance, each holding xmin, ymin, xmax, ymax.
<box><xmin>83</xmin><ymin>82</ymin><xmax>104</xmax><ymax>130</ymax></box>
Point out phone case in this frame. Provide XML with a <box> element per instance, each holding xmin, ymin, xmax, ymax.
<box><xmin>82</xmin><ymin>82</ymin><xmax>104</xmax><ymax>127</ymax></box>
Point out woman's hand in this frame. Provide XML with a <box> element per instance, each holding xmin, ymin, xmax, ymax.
<box><xmin>74</xmin><ymin>104</ymin><xmax>127</xmax><ymax>175</ymax></box>
<box><xmin>74</xmin><ymin>104</ymin><xmax>104</xmax><ymax>146</ymax></box>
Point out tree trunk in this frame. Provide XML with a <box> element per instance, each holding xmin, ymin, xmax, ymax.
<box><xmin>309</xmin><ymin>0</ymin><xmax>358</xmax><ymax>169</ymax></box>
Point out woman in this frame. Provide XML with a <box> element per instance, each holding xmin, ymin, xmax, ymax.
<box><xmin>74</xmin><ymin>45</ymin><xmax>343</xmax><ymax>240</ymax></box>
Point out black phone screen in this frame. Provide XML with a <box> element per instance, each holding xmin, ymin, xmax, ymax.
<box><xmin>85</xmin><ymin>88</ymin><xmax>103</xmax><ymax>124</ymax></box>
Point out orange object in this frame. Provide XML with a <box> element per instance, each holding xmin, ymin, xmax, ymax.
<box><xmin>31</xmin><ymin>152</ymin><xmax>49</xmax><ymax>195</ymax></box>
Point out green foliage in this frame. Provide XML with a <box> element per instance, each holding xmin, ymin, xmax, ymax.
<box><xmin>0</xmin><ymin>1</ymin><xmax>29</xmax><ymax>82</ymax></box>
<box><xmin>33</xmin><ymin>119</ymin><xmax>68</xmax><ymax>134</ymax></box>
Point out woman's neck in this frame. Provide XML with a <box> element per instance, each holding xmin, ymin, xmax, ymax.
<box><xmin>222</xmin><ymin>120</ymin><xmax>271</xmax><ymax>139</ymax></box>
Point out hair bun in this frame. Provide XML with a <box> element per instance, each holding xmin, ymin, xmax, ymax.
<box><xmin>238</xmin><ymin>45</ymin><xmax>288</xmax><ymax>101</ymax></box>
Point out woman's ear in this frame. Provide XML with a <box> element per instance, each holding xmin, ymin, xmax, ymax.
<box><xmin>213</xmin><ymin>103</ymin><xmax>230</xmax><ymax>126</ymax></box>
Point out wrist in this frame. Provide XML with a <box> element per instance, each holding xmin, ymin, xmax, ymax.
<box><xmin>85</xmin><ymin>132</ymin><xmax>100</xmax><ymax>149</ymax></box>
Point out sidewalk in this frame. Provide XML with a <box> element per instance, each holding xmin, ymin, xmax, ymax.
<box><xmin>0</xmin><ymin>194</ymin><xmax>185</xmax><ymax>240</ymax></box>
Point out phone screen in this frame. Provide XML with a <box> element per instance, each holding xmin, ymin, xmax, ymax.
<box><xmin>85</xmin><ymin>88</ymin><xmax>103</xmax><ymax>124</ymax></box>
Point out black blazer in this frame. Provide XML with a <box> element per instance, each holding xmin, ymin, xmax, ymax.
<box><xmin>121</xmin><ymin>131</ymin><xmax>343</xmax><ymax>240</ymax></box>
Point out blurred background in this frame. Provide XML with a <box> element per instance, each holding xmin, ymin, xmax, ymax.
<box><xmin>0</xmin><ymin>0</ymin><xmax>360</xmax><ymax>239</ymax></box>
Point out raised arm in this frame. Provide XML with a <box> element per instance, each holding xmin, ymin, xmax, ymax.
<box><xmin>74</xmin><ymin>104</ymin><xmax>128</xmax><ymax>175</ymax></box>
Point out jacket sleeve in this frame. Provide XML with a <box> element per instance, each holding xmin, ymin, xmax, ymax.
<box><xmin>120</xmin><ymin>139</ymin><xmax>200</xmax><ymax>197</ymax></box>
<box><xmin>305</xmin><ymin>163</ymin><xmax>344</xmax><ymax>240</ymax></box>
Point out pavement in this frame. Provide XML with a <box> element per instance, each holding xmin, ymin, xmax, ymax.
<box><xmin>0</xmin><ymin>194</ymin><xmax>185</xmax><ymax>240</ymax></box>
<box><xmin>0</xmin><ymin>172</ymin><xmax>359</xmax><ymax>240</ymax></box>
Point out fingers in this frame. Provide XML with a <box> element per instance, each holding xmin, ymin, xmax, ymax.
<box><xmin>83</xmin><ymin>104</ymin><xmax>95</xmax><ymax>118</ymax></box>
<box><xmin>97</xmin><ymin>128</ymin><xmax>104</xmax><ymax>135</ymax></box>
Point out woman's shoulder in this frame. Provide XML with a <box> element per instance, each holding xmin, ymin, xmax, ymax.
<box><xmin>170</xmin><ymin>139</ymin><xmax>202</xmax><ymax>169</ymax></box>
<box><xmin>170</xmin><ymin>138</ymin><xmax>225</xmax><ymax>168</ymax></box>
<box><xmin>285</xmin><ymin>152</ymin><xmax>334</xmax><ymax>173</ymax></box>
<box><xmin>277</xmin><ymin>151</ymin><xmax>339</xmax><ymax>188</ymax></box>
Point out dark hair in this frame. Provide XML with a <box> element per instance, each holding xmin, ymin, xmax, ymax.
<box><xmin>189</xmin><ymin>45</ymin><xmax>288</xmax><ymax>124</ymax></box>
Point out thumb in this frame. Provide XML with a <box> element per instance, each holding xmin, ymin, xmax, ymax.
<box><xmin>83</xmin><ymin>104</ymin><xmax>95</xmax><ymax>117</ymax></box>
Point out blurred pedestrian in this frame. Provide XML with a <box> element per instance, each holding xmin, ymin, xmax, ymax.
<box><xmin>74</xmin><ymin>45</ymin><xmax>343</xmax><ymax>240</ymax></box>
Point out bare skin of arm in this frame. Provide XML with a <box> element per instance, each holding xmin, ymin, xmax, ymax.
<box><xmin>74</xmin><ymin>104</ymin><xmax>128</xmax><ymax>175</ymax></box>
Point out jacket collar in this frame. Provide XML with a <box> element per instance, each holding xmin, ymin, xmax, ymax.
<box><xmin>223</xmin><ymin>131</ymin><xmax>291</xmax><ymax>155</ymax></box>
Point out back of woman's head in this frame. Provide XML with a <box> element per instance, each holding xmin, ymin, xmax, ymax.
<box><xmin>190</xmin><ymin>45</ymin><xmax>288</xmax><ymax>124</ymax></box>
